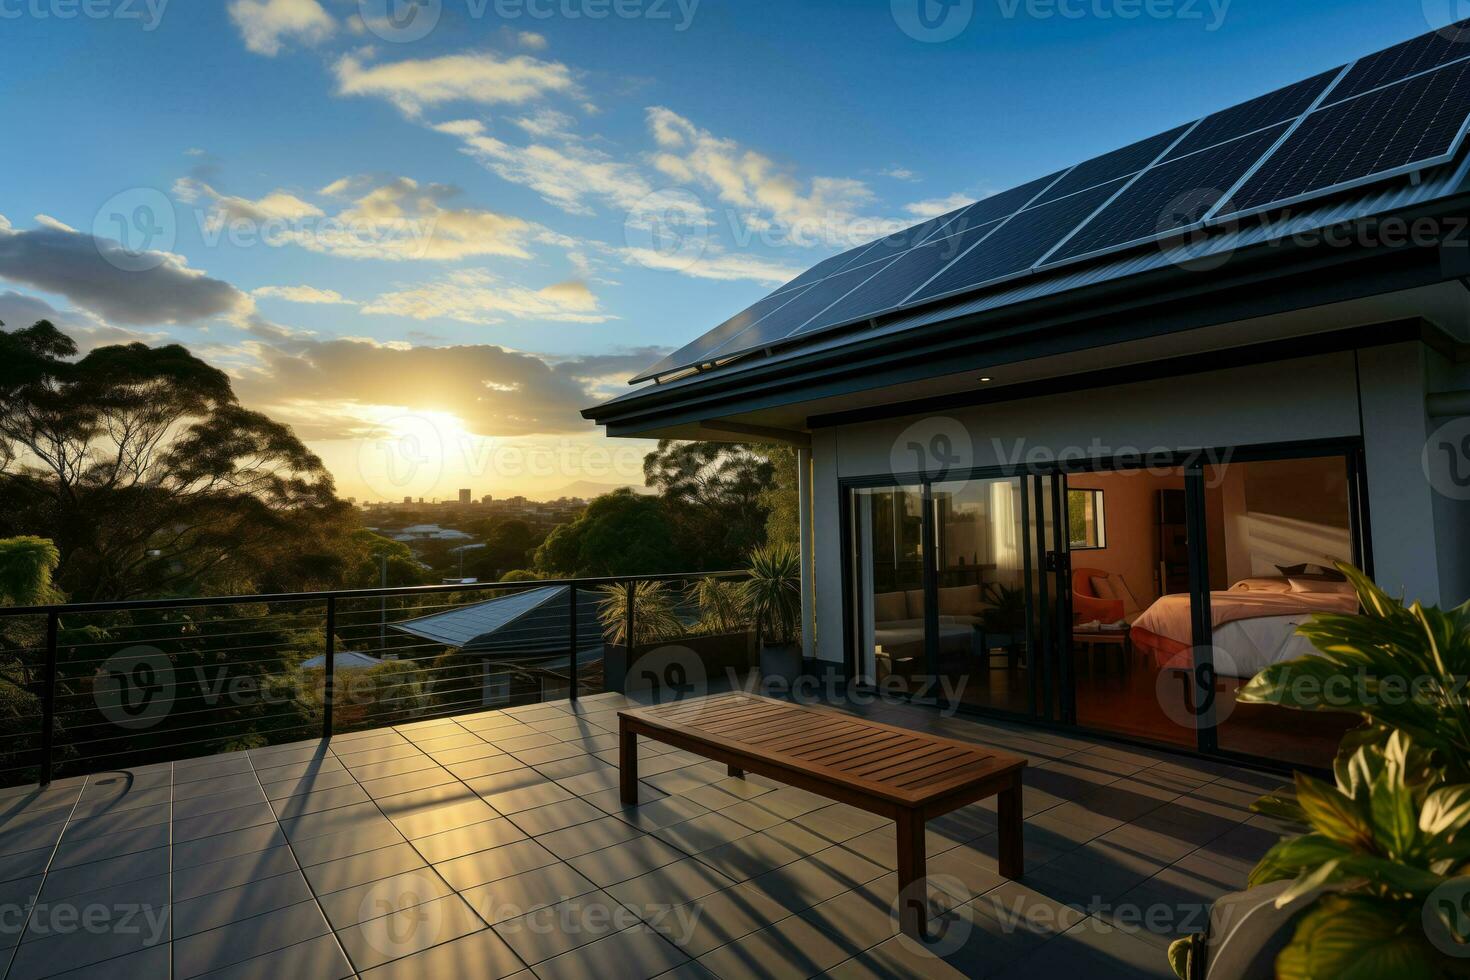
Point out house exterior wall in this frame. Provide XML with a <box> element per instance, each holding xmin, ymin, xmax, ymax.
<box><xmin>808</xmin><ymin>344</ymin><xmax>1458</xmax><ymax>666</ymax></box>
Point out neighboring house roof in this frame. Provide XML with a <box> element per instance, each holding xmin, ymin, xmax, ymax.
<box><xmin>587</xmin><ymin>22</ymin><xmax>1470</xmax><ymax>434</ymax></box>
<box><xmin>301</xmin><ymin>651</ymin><xmax>383</xmax><ymax>670</ymax></box>
<box><xmin>392</xmin><ymin>586</ymin><xmax>605</xmax><ymax>660</ymax></box>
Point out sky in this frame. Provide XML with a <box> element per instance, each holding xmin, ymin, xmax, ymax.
<box><xmin>0</xmin><ymin>0</ymin><xmax>1447</xmax><ymax>501</ymax></box>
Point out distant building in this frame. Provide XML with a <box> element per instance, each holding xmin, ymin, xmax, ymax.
<box><xmin>403</xmin><ymin>496</ymin><xmax>413</xmax><ymax>505</ymax></box>
<box><xmin>458</xmin><ymin>489</ymin><xmax>472</xmax><ymax>505</ymax></box>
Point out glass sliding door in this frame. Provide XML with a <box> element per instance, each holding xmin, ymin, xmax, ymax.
<box><xmin>850</xmin><ymin>486</ymin><xmax>928</xmax><ymax>692</ymax></box>
<box><xmin>928</xmin><ymin>477</ymin><xmax>1036</xmax><ymax>714</ymax></box>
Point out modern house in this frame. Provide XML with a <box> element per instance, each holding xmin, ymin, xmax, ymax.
<box><xmin>588</xmin><ymin>21</ymin><xmax>1470</xmax><ymax>772</ymax></box>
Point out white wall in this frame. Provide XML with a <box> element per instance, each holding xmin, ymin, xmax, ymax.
<box><xmin>808</xmin><ymin>348</ymin><xmax>1455</xmax><ymax>665</ymax></box>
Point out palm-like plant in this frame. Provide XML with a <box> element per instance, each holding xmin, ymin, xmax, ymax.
<box><xmin>743</xmin><ymin>544</ymin><xmax>801</xmax><ymax>647</ymax></box>
<box><xmin>691</xmin><ymin>576</ymin><xmax>746</xmax><ymax>636</ymax></box>
<box><xmin>596</xmin><ymin>582</ymin><xmax>683</xmax><ymax>647</ymax></box>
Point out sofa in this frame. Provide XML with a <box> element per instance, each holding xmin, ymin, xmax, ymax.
<box><xmin>870</xmin><ymin>585</ymin><xmax>992</xmax><ymax>669</ymax></box>
<box><xmin>1072</xmin><ymin>566</ymin><xmax>1144</xmax><ymax>625</ymax></box>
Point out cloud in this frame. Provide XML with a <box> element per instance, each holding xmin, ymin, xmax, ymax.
<box><xmin>620</xmin><ymin>246</ymin><xmax>799</xmax><ymax>285</ymax></box>
<box><xmin>333</xmin><ymin>50</ymin><xmax>576</xmax><ymax>117</ymax></box>
<box><xmin>179</xmin><ymin>175</ymin><xmax>539</xmax><ymax>262</ymax></box>
<box><xmin>904</xmin><ymin>193</ymin><xmax>973</xmax><ymax>219</ymax></box>
<box><xmin>645</xmin><ymin>106</ymin><xmax>880</xmax><ymax>246</ymax></box>
<box><xmin>174</xmin><ymin>178</ymin><xmax>323</xmax><ymax>222</ymax></box>
<box><xmin>434</xmin><ymin>119</ymin><xmax>654</xmax><ymax>216</ymax></box>
<box><xmin>881</xmin><ymin>166</ymin><xmax>920</xmax><ymax>182</ymax></box>
<box><xmin>0</xmin><ymin>290</ymin><xmax>169</xmax><ymax>352</ymax></box>
<box><xmin>0</xmin><ymin>215</ymin><xmax>250</xmax><ymax>326</ymax></box>
<box><xmin>229</xmin><ymin>0</ymin><xmax>335</xmax><ymax>57</ymax></box>
<box><xmin>252</xmin><ymin>285</ymin><xmax>355</xmax><ymax>305</ymax></box>
<box><xmin>518</xmin><ymin>31</ymin><xmax>549</xmax><ymax>50</ymax></box>
<box><xmin>361</xmin><ymin>269</ymin><xmax>610</xmax><ymax>325</ymax></box>
<box><xmin>234</xmin><ymin>337</ymin><xmax>607</xmax><ymax>438</ymax></box>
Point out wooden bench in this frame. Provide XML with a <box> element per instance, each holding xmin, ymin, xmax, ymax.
<box><xmin>618</xmin><ymin>693</ymin><xmax>1026</xmax><ymax>938</ymax></box>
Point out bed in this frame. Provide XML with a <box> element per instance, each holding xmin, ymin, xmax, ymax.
<box><xmin>1130</xmin><ymin>576</ymin><xmax>1358</xmax><ymax>680</ymax></box>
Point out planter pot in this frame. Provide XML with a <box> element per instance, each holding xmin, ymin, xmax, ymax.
<box><xmin>605</xmin><ymin>631</ymin><xmax>756</xmax><ymax>695</ymax></box>
<box><xmin>759</xmin><ymin>642</ymin><xmax>803</xmax><ymax>687</ymax></box>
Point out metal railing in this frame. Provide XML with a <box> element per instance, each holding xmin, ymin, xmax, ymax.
<box><xmin>0</xmin><ymin>571</ymin><xmax>748</xmax><ymax>788</ymax></box>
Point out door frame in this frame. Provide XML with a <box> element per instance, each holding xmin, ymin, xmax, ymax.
<box><xmin>837</xmin><ymin>437</ymin><xmax>1372</xmax><ymax>769</ymax></box>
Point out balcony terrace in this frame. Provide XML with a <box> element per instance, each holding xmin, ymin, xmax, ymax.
<box><xmin>0</xmin><ymin>685</ymin><xmax>1289</xmax><ymax>980</ymax></box>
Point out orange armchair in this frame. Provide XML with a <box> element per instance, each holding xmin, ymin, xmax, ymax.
<box><xmin>1072</xmin><ymin>566</ymin><xmax>1124</xmax><ymax>623</ymax></box>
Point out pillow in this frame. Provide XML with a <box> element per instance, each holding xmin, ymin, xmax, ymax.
<box><xmin>873</xmin><ymin>592</ymin><xmax>908</xmax><ymax>623</ymax></box>
<box><xmin>1290</xmin><ymin>578</ymin><xmax>1356</xmax><ymax>596</ymax></box>
<box><xmin>1230</xmin><ymin>577</ymin><xmax>1294</xmax><ymax>593</ymax></box>
<box><xmin>1276</xmin><ymin>563</ymin><xmax>1346</xmax><ymax>581</ymax></box>
<box><xmin>1090</xmin><ymin>575</ymin><xmax>1120</xmax><ymax>601</ymax></box>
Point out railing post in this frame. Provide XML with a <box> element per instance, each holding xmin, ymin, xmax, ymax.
<box><xmin>39</xmin><ymin>611</ymin><xmax>57</xmax><ymax>787</ymax></box>
<box><xmin>625</xmin><ymin>580</ymin><xmax>636</xmax><ymax>665</ymax></box>
<box><xmin>568</xmin><ymin>584</ymin><xmax>579</xmax><ymax>702</ymax></box>
<box><xmin>323</xmin><ymin>596</ymin><xmax>336</xmax><ymax>740</ymax></box>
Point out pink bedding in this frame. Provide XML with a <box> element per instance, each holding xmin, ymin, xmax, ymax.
<box><xmin>1132</xmin><ymin>590</ymin><xmax>1359</xmax><ymax>656</ymax></box>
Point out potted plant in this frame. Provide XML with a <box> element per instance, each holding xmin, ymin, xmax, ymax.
<box><xmin>743</xmin><ymin>543</ymin><xmax>803</xmax><ymax>686</ymax></box>
<box><xmin>1169</xmin><ymin>564</ymin><xmax>1470</xmax><ymax>978</ymax></box>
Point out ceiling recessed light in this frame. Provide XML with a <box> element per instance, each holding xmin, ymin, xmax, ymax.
<box><xmin>979</xmin><ymin>376</ymin><xmax>993</xmax><ymax>383</ymax></box>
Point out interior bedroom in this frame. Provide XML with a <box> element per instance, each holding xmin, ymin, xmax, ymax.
<box><xmin>1070</xmin><ymin>455</ymin><xmax>1362</xmax><ymax>768</ymax></box>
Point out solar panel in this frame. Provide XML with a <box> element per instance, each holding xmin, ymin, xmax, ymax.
<box><xmin>1226</xmin><ymin>57</ymin><xmax>1470</xmax><ymax>216</ymax></box>
<box><xmin>789</xmin><ymin>220</ymin><xmax>1005</xmax><ymax>337</ymax></box>
<box><xmin>1049</xmin><ymin>123</ymin><xmax>1289</xmax><ymax>263</ymax></box>
<box><xmin>1331</xmin><ymin>18</ymin><xmax>1470</xmax><ymax>102</ymax></box>
<box><xmin>633</xmin><ymin>282</ymin><xmax>817</xmax><ymax>380</ymax></box>
<box><xmin>943</xmin><ymin>171</ymin><xmax>1067</xmax><ymax>231</ymax></box>
<box><xmin>698</xmin><ymin>255</ymin><xmax>903</xmax><ymax>360</ymax></box>
<box><xmin>910</xmin><ymin>180</ymin><xmax>1126</xmax><ymax>304</ymax></box>
<box><xmin>764</xmin><ymin>249</ymin><xmax>864</xmax><ymax>298</ymax></box>
<box><xmin>1166</xmin><ymin>70</ymin><xmax>1338</xmax><ymax>159</ymax></box>
<box><xmin>1033</xmin><ymin>126</ymin><xmax>1189</xmax><ymax>205</ymax></box>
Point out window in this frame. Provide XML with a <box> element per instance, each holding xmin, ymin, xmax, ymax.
<box><xmin>1068</xmin><ymin>489</ymin><xmax>1107</xmax><ymax>550</ymax></box>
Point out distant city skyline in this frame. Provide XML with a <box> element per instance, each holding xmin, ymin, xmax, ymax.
<box><xmin>0</xmin><ymin>0</ymin><xmax>1438</xmax><ymax>499</ymax></box>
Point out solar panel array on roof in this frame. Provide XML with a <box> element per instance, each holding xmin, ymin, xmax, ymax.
<box><xmin>633</xmin><ymin>20</ymin><xmax>1470</xmax><ymax>384</ymax></box>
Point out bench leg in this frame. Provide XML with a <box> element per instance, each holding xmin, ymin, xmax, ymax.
<box><xmin>727</xmin><ymin>765</ymin><xmax>745</xmax><ymax>779</ymax></box>
<box><xmin>619</xmin><ymin>720</ymin><xmax>639</xmax><ymax>806</ymax></box>
<box><xmin>895</xmin><ymin>809</ymin><xmax>927</xmax><ymax>940</ymax></box>
<box><xmin>998</xmin><ymin>776</ymin><xmax>1024</xmax><ymax>880</ymax></box>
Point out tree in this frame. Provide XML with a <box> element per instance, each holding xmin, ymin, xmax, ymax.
<box><xmin>0</xmin><ymin>321</ymin><xmax>344</xmax><ymax>600</ymax></box>
<box><xmin>465</xmin><ymin>520</ymin><xmax>545</xmax><ymax>581</ymax></box>
<box><xmin>762</xmin><ymin>445</ymin><xmax>801</xmax><ymax>550</ymax></box>
<box><xmin>643</xmin><ymin>440</ymin><xmax>776</xmax><ymax>570</ymax></box>
<box><xmin>533</xmin><ymin>489</ymin><xmax>682</xmax><ymax>577</ymax></box>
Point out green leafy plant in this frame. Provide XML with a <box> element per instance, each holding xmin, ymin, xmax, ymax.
<box><xmin>1238</xmin><ymin>563</ymin><xmax>1470</xmax><ymax>783</ymax></box>
<box><xmin>596</xmin><ymin>582</ymin><xmax>683</xmax><ymax>647</ymax></box>
<box><xmin>742</xmin><ymin>543</ymin><xmax>801</xmax><ymax>647</ymax></box>
<box><xmin>1170</xmin><ymin>565</ymin><xmax>1470</xmax><ymax>979</ymax></box>
<box><xmin>981</xmin><ymin>582</ymin><xmax>1027</xmax><ymax>634</ymax></box>
<box><xmin>690</xmin><ymin>576</ymin><xmax>746</xmax><ymax>636</ymax></box>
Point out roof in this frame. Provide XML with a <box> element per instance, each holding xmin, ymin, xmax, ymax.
<box><xmin>300</xmin><ymin>651</ymin><xmax>384</xmax><ymax>670</ymax></box>
<box><xmin>392</xmin><ymin>586</ymin><xmax>605</xmax><ymax>660</ymax></box>
<box><xmin>588</xmin><ymin>22</ymin><xmax>1470</xmax><ymax>433</ymax></box>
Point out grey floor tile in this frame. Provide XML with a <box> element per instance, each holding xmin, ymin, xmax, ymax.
<box><xmin>536</xmin><ymin>816</ymin><xmax>645</xmax><ymax>858</ymax></box>
<box><xmin>460</xmin><ymin>862</ymin><xmax>600</xmax><ymax>925</ymax></box>
<box><xmin>302</xmin><ymin>842</ymin><xmax>427</xmax><ymax>895</ymax></box>
<box><xmin>270</xmin><ymin>783</ymin><xmax>371</xmax><ymax>819</ymax></box>
<box><xmin>173</xmin><ymin>802</ymin><xmax>278</xmax><ymax>844</ymax></box>
<box><xmin>291</xmin><ymin>821</ymin><xmax>406</xmax><ymax>868</ymax></box>
<box><xmin>435</xmin><ymin>839</ymin><xmax>561</xmax><ymax>892</ymax></box>
<box><xmin>172</xmin><ymin>823</ymin><xmax>287</xmax><ymax>870</ymax></box>
<box><xmin>51</xmin><ymin>824</ymin><xmax>169</xmax><ymax>868</ymax></box>
<box><xmin>567</xmin><ymin>836</ymin><xmax>687</xmax><ymax>888</ymax></box>
<box><xmin>391</xmin><ymin>797</ymin><xmax>501</xmax><ymax>840</ymax></box>
<box><xmin>412</xmin><ymin>816</ymin><xmax>527</xmax><ymax>864</ymax></box>
<box><xmin>261</xmin><ymin>767</ymin><xmax>359</xmax><ymax>801</ymax></box>
<box><xmin>172</xmin><ymin>870</ymin><xmax>315</xmax><ymax>938</ymax></box>
<box><xmin>531</xmin><ymin>923</ymin><xmax>688</xmax><ymax>980</ymax></box>
<box><xmin>509</xmin><ymin>798</ymin><xmax>608</xmax><ymax>837</ymax></box>
<box><xmin>318</xmin><ymin>867</ymin><xmax>456</xmax><ymax>930</ymax></box>
<box><xmin>358</xmin><ymin>927</ymin><xmax>526</xmax><ymax>980</ymax></box>
<box><xmin>606</xmin><ymin>857</ymin><xmax>737</xmax><ymax>913</ymax></box>
<box><xmin>336</xmin><ymin>893</ymin><xmax>485</xmax><ymax>972</ymax></box>
<box><xmin>698</xmin><ymin>912</ymin><xmax>850</xmax><ymax>980</ymax></box>
<box><xmin>638</xmin><ymin>882</ymin><xmax>790</xmax><ymax>958</ymax></box>
<box><xmin>47</xmin><ymin>943</ymin><xmax>171</xmax><ymax>980</ymax></box>
<box><xmin>653</xmin><ymin>813</ymin><xmax>757</xmax><ymax>856</ymax></box>
<box><xmin>192</xmin><ymin>932</ymin><xmax>354</xmax><ymax>980</ymax></box>
<box><xmin>40</xmin><ymin>845</ymin><xmax>170</xmax><ymax>900</ymax></box>
<box><xmin>173</xmin><ymin>899</ymin><xmax>331</xmax><ymax>978</ymax></box>
<box><xmin>493</xmin><ymin>889</ymin><xmax>637</xmax><ymax>964</ymax></box>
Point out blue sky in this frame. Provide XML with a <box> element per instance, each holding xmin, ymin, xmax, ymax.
<box><xmin>0</xmin><ymin>0</ymin><xmax>1445</xmax><ymax>498</ymax></box>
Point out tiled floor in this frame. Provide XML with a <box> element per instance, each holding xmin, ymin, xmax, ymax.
<box><xmin>0</xmin><ymin>691</ymin><xmax>1294</xmax><ymax>979</ymax></box>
